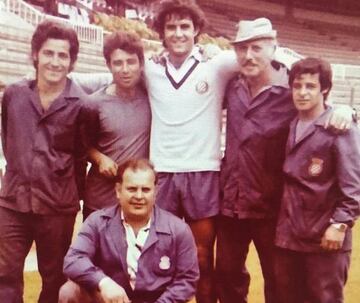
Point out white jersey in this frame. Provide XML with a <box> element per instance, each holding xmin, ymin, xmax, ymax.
<box><xmin>144</xmin><ymin>47</ymin><xmax>237</xmax><ymax>172</ymax></box>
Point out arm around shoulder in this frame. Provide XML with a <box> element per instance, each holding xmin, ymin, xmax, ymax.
<box><xmin>69</xmin><ymin>72</ymin><xmax>113</xmax><ymax>95</ymax></box>
<box><xmin>213</xmin><ymin>49</ymin><xmax>238</xmax><ymax>77</ymax></box>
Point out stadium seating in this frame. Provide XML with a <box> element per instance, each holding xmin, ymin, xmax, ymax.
<box><xmin>202</xmin><ymin>6</ymin><xmax>360</xmax><ymax>65</ymax></box>
<box><xmin>0</xmin><ymin>0</ymin><xmax>359</xmax><ymax>113</ymax></box>
<box><xmin>198</xmin><ymin>0</ymin><xmax>360</xmax><ymax>113</ymax></box>
<box><xmin>0</xmin><ymin>7</ymin><xmax>107</xmax><ymax>91</ymax></box>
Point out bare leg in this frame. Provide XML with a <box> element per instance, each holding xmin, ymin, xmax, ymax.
<box><xmin>189</xmin><ymin>217</ymin><xmax>217</xmax><ymax>303</ymax></box>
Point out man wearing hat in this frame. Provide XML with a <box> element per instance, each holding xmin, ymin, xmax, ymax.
<box><xmin>216</xmin><ymin>17</ymin><xmax>354</xmax><ymax>303</ymax></box>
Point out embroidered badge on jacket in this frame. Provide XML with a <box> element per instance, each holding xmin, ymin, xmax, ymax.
<box><xmin>159</xmin><ymin>256</ymin><xmax>171</xmax><ymax>270</ymax></box>
<box><xmin>308</xmin><ymin>157</ymin><xmax>324</xmax><ymax>176</ymax></box>
<box><xmin>195</xmin><ymin>81</ymin><xmax>209</xmax><ymax>94</ymax></box>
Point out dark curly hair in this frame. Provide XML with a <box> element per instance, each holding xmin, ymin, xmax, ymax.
<box><xmin>103</xmin><ymin>31</ymin><xmax>144</xmax><ymax>66</ymax></box>
<box><xmin>31</xmin><ymin>19</ymin><xmax>79</xmax><ymax>71</ymax></box>
<box><xmin>289</xmin><ymin>57</ymin><xmax>332</xmax><ymax>101</ymax></box>
<box><xmin>153</xmin><ymin>0</ymin><xmax>206</xmax><ymax>40</ymax></box>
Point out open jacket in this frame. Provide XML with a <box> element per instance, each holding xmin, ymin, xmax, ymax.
<box><xmin>0</xmin><ymin>79</ymin><xmax>89</xmax><ymax>214</ymax></box>
<box><xmin>276</xmin><ymin>110</ymin><xmax>360</xmax><ymax>252</ymax></box>
<box><xmin>63</xmin><ymin>205</ymin><xmax>199</xmax><ymax>303</ymax></box>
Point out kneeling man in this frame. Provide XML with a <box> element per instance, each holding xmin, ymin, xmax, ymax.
<box><xmin>59</xmin><ymin>158</ymin><xmax>199</xmax><ymax>303</ymax></box>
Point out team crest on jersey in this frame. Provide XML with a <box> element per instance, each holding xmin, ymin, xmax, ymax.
<box><xmin>159</xmin><ymin>256</ymin><xmax>171</xmax><ymax>270</ymax></box>
<box><xmin>308</xmin><ymin>157</ymin><xmax>324</xmax><ymax>176</ymax></box>
<box><xmin>195</xmin><ymin>81</ymin><xmax>209</xmax><ymax>94</ymax></box>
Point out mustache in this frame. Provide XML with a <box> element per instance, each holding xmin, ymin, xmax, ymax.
<box><xmin>242</xmin><ymin>60</ymin><xmax>256</xmax><ymax>67</ymax></box>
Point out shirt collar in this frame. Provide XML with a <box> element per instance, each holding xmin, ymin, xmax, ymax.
<box><xmin>27</xmin><ymin>78</ymin><xmax>81</xmax><ymax>100</ymax></box>
<box><xmin>120</xmin><ymin>210</ymin><xmax>151</xmax><ymax>231</ymax></box>
<box><xmin>314</xmin><ymin>107</ymin><xmax>332</xmax><ymax>127</ymax></box>
<box><xmin>165</xmin><ymin>46</ymin><xmax>202</xmax><ymax>67</ymax></box>
<box><xmin>292</xmin><ymin>107</ymin><xmax>332</xmax><ymax>129</ymax></box>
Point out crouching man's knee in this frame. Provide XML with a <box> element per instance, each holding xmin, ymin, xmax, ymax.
<box><xmin>58</xmin><ymin>280</ymin><xmax>87</xmax><ymax>303</ymax></box>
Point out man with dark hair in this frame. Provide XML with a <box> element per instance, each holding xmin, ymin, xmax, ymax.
<box><xmin>71</xmin><ymin>1</ymin><xmax>238</xmax><ymax>302</ymax></box>
<box><xmin>83</xmin><ymin>31</ymin><xmax>151</xmax><ymax>220</ymax></box>
<box><xmin>0</xmin><ymin>20</ymin><xmax>88</xmax><ymax>303</ymax></box>
<box><xmin>288</xmin><ymin>57</ymin><xmax>332</xmax><ymax>100</ymax></box>
<box><xmin>59</xmin><ymin>158</ymin><xmax>199</xmax><ymax>303</ymax></box>
<box><xmin>274</xmin><ymin>57</ymin><xmax>360</xmax><ymax>303</ymax></box>
<box><xmin>152</xmin><ymin>0</ymin><xmax>206</xmax><ymax>42</ymax></box>
<box><xmin>30</xmin><ymin>19</ymin><xmax>79</xmax><ymax>67</ymax></box>
<box><xmin>144</xmin><ymin>2</ymin><xmax>238</xmax><ymax>302</ymax></box>
<box><xmin>216</xmin><ymin>18</ymin><xmax>355</xmax><ymax>303</ymax></box>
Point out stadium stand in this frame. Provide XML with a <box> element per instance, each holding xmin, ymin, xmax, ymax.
<box><xmin>0</xmin><ymin>0</ymin><xmax>359</xmax><ymax>113</ymax></box>
<box><xmin>200</xmin><ymin>1</ymin><xmax>360</xmax><ymax>65</ymax></box>
<box><xmin>197</xmin><ymin>0</ymin><xmax>360</xmax><ymax>113</ymax></box>
<box><xmin>0</xmin><ymin>1</ymin><xmax>108</xmax><ymax>97</ymax></box>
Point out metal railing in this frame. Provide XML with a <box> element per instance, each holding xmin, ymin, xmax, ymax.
<box><xmin>4</xmin><ymin>0</ymin><xmax>104</xmax><ymax>45</ymax></box>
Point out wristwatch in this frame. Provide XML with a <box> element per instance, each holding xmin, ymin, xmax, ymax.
<box><xmin>331</xmin><ymin>223</ymin><xmax>348</xmax><ymax>232</ymax></box>
<box><xmin>352</xmin><ymin>108</ymin><xmax>358</xmax><ymax>122</ymax></box>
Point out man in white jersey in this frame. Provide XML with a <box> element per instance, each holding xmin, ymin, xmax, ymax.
<box><xmin>145</xmin><ymin>1</ymin><xmax>237</xmax><ymax>302</ymax></box>
<box><xmin>69</xmin><ymin>3</ymin><xmax>354</xmax><ymax>303</ymax></box>
<box><xmin>71</xmin><ymin>1</ymin><xmax>236</xmax><ymax>302</ymax></box>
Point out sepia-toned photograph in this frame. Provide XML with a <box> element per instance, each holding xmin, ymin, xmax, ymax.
<box><xmin>0</xmin><ymin>1</ymin><xmax>359</xmax><ymax>302</ymax></box>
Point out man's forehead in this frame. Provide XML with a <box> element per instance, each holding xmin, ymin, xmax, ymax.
<box><xmin>122</xmin><ymin>168</ymin><xmax>156</xmax><ymax>183</ymax></box>
<box><xmin>110</xmin><ymin>48</ymin><xmax>139</xmax><ymax>60</ymax></box>
<box><xmin>294</xmin><ymin>73</ymin><xmax>320</xmax><ymax>82</ymax></box>
<box><xmin>164</xmin><ymin>13</ymin><xmax>194</xmax><ymax>24</ymax></box>
<box><xmin>40</xmin><ymin>38</ymin><xmax>70</xmax><ymax>50</ymax></box>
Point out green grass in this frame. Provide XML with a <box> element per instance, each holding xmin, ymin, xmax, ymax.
<box><xmin>24</xmin><ymin>223</ymin><xmax>360</xmax><ymax>303</ymax></box>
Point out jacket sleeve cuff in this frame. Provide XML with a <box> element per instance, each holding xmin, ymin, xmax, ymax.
<box><xmin>84</xmin><ymin>271</ymin><xmax>107</xmax><ymax>291</ymax></box>
<box><xmin>330</xmin><ymin>211</ymin><xmax>355</xmax><ymax>227</ymax></box>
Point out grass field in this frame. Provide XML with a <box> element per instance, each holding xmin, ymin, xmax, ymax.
<box><xmin>24</xmin><ymin>222</ymin><xmax>360</xmax><ymax>303</ymax></box>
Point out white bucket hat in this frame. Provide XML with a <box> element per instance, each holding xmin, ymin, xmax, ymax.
<box><xmin>232</xmin><ymin>17</ymin><xmax>277</xmax><ymax>44</ymax></box>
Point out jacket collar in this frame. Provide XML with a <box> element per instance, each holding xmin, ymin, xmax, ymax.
<box><xmin>288</xmin><ymin>107</ymin><xmax>332</xmax><ymax>151</ymax></box>
<box><xmin>234</xmin><ymin>65</ymin><xmax>289</xmax><ymax>92</ymax></box>
<box><xmin>25</xmin><ymin>78</ymin><xmax>82</xmax><ymax>118</ymax></box>
<box><xmin>100</xmin><ymin>204</ymin><xmax>172</xmax><ymax>236</ymax></box>
<box><xmin>101</xmin><ymin>205</ymin><xmax>172</xmax><ymax>257</ymax></box>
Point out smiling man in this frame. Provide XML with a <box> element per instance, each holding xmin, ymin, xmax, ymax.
<box><xmin>70</xmin><ymin>1</ymin><xmax>238</xmax><ymax>300</ymax></box>
<box><xmin>0</xmin><ymin>20</ymin><xmax>88</xmax><ymax>302</ymax></box>
<box><xmin>216</xmin><ymin>18</ymin><xmax>355</xmax><ymax>303</ymax></box>
<box><xmin>59</xmin><ymin>158</ymin><xmax>199</xmax><ymax>303</ymax></box>
<box><xmin>83</xmin><ymin>31</ymin><xmax>151</xmax><ymax>220</ymax></box>
<box><xmin>145</xmin><ymin>3</ymin><xmax>238</xmax><ymax>302</ymax></box>
<box><xmin>274</xmin><ymin>57</ymin><xmax>360</xmax><ymax>303</ymax></box>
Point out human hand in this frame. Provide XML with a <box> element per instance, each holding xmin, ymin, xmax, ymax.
<box><xmin>198</xmin><ymin>43</ymin><xmax>221</xmax><ymax>62</ymax></box>
<box><xmin>324</xmin><ymin>105</ymin><xmax>353</xmax><ymax>132</ymax></box>
<box><xmin>320</xmin><ymin>224</ymin><xmax>346</xmax><ymax>251</ymax></box>
<box><xmin>98</xmin><ymin>154</ymin><xmax>118</xmax><ymax>178</ymax></box>
<box><xmin>23</xmin><ymin>70</ymin><xmax>36</xmax><ymax>80</ymax></box>
<box><xmin>150</xmin><ymin>49</ymin><xmax>166</xmax><ymax>66</ymax></box>
<box><xmin>98</xmin><ymin>277</ymin><xmax>131</xmax><ymax>303</ymax></box>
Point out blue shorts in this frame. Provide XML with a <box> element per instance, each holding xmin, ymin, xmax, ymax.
<box><xmin>155</xmin><ymin>171</ymin><xmax>220</xmax><ymax>221</ymax></box>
